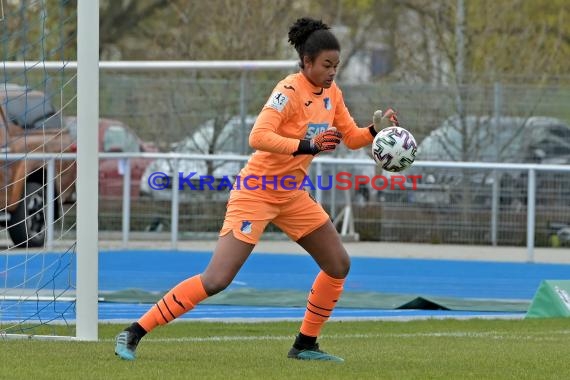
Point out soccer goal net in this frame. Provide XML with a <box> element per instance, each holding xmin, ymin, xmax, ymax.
<box><xmin>1</xmin><ymin>0</ymin><xmax>98</xmax><ymax>341</ymax></box>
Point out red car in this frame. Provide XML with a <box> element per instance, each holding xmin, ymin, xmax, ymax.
<box><xmin>66</xmin><ymin>117</ymin><xmax>157</xmax><ymax>198</ymax></box>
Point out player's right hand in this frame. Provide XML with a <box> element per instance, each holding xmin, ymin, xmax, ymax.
<box><xmin>293</xmin><ymin>128</ymin><xmax>343</xmax><ymax>156</ymax></box>
<box><xmin>310</xmin><ymin>128</ymin><xmax>343</xmax><ymax>154</ymax></box>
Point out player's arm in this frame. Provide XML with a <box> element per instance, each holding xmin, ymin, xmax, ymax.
<box><xmin>249</xmin><ymin>107</ymin><xmax>300</xmax><ymax>154</ymax></box>
<box><xmin>249</xmin><ymin>109</ymin><xmax>342</xmax><ymax>156</ymax></box>
<box><xmin>332</xmin><ymin>96</ymin><xmax>375</xmax><ymax>149</ymax></box>
<box><xmin>249</xmin><ymin>88</ymin><xmax>342</xmax><ymax>156</ymax></box>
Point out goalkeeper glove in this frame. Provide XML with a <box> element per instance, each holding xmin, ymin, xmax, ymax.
<box><xmin>371</xmin><ymin>108</ymin><xmax>399</xmax><ymax>134</ymax></box>
<box><xmin>293</xmin><ymin>128</ymin><xmax>343</xmax><ymax>156</ymax></box>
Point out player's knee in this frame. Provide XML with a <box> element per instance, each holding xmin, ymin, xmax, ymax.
<box><xmin>200</xmin><ymin>274</ymin><xmax>232</xmax><ymax>296</ymax></box>
<box><xmin>337</xmin><ymin>254</ymin><xmax>351</xmax><ymax>278</ymax></box>
<box><xmin>325</xmin><ymin>251</ymin><xmax>351</xmax><ymax>279</ymax></box>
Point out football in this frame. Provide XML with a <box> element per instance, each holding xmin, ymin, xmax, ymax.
<box><xmin>371</xmin><ymin>126</ymin><xmax>417</xmax><ymax>172</ymax></box>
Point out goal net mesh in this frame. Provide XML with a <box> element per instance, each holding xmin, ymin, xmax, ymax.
<box><xmin>1</xmin><ymin>0</ymin><xmax>78</xmax><ymax>338</ymax></box>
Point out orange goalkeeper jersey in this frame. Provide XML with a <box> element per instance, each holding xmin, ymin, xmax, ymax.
<box><xmin>242</xmin><ymin>72</ymin><xmax>373</xmax><ymax>193</ymax></box>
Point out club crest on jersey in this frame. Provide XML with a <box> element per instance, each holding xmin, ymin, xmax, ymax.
<box><xmin>266</xmin><ymin>91</ymin><xmax>289</xmax><ymax>112</ymax></box>
<box><xmin>323</xmin><ymin>97</ymin><xmax>331</xmax><ymax>110</ymax></box>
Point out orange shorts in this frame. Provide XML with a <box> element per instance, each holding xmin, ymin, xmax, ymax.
<box><xmin>219</xmin><ymin>188</ymin><xmax>330</xmax><ymax>245</ymax></box>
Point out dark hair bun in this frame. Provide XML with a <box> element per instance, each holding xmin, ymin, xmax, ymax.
<box><xmin>288</xmin><ymin>17</ymin><xmax>330</xmax><ymax>50</ymax></box>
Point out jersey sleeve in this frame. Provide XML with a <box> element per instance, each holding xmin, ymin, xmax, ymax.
<box><xmin>249</xmin><ymin>86</ymin><xmax>300</xmax><ymax>155</ymax></box>
<box><xmin>333</xmin><ymin>88</ymin><xmax>375</xmax><ymax>149</ymax></box>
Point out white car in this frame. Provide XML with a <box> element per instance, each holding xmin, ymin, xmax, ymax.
<box><xmin>140</xmin><ymin>115</ymin><xmax>255</xmax><ymax>202</ymax></box>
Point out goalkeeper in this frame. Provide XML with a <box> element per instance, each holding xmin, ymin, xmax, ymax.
<box><xmin>115</xmin><ymin>16</ymin><xmax>398</xmax><ymax>362</ymax></box>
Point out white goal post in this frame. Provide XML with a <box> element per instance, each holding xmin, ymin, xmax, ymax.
<box><xmin>75</xmin><ymin>0</ymin><xmax>100</xmax><ymax>342</ymax></box>
<box><xmin>0</xmin><ymin>0</ymin><xmax>99</xmax><ymax>341</ymax></box>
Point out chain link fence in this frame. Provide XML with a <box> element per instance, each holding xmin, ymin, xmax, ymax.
<box><xmin>86</xmin><ymin>69</ymin><xmax>570</xmax><ymax>246</ymax></box>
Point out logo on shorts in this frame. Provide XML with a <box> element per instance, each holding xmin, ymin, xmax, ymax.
<box><xmin>240</xmin><ymin>221</ymin><xmax>252</xmax><ymax>234</ymax></box>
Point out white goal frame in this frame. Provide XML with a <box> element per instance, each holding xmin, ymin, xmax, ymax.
<box><xmin>0</xmin><ymin>0</ymin><xmax>99</xmax><ymax>342</ymax></box>
<box><xmin>2</xmin><ymin>0</ymin><xmax>296</xmax><ymax>340</ymax></box>
<box><xmin>75</xmin><ymin>0</ymin><xmax>99</xmax><ymax>341</ymax></box>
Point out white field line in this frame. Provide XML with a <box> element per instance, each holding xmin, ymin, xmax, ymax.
<box><xmin>100</xmin><ymin>313</ymin><xmax>525</xmax><ymax>325</ymax></box>
<box><xmin>100</xmin><ymin>330</ymin><xmax>570</xmax><ymax>344</ymax></box>
<box><xmin>1</xmin><ymin>314</ymin><xmax>523</xmax><ymax>326</ymax></box>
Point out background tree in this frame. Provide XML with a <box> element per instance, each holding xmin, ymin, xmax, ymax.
<box><xmin>110</xmin><ymin>0</ymin><xmax>303</xmax><ymax>158</ymax></box>
<box><xmin>3</xmin><ymin>0</ymin><xmax>569</xmax><ymax>151</ymax></box>
<box><xmin>388</xmin><ymin>0</ymin><xmax>570</xmax><ymax>218</ymax></box>
<box><xmin>99</xmin><ymin>0</ymin><xmax>171</xmax><ymax>59</ymax></box>
<box><xmin>392</xmin><ymin>0</ymin><xmax>569</xmax><ymax>156</ymax></box>
<box><xmin>391</xmin><ymin>0</ymin><xmax>569</xmax><ymax>84</ymax></box>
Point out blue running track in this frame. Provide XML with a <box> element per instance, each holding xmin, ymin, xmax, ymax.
<box><xmin>2</xmin><ymin>249</ymin><xmax>569</xmax><ymax>321</ymax></box>
<box><xmin>99</xmin><ymin>250</ymin><xmax>569</xmax><ymax>299</ymax></box>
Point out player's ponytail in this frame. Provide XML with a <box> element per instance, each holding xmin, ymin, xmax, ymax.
<box><xmin>288</xmin><ymin>17</ymin><xmax>340</xmax><ymax>68</ymax></box>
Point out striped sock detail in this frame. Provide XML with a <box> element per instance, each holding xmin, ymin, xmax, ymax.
<box><xmin>162</xmin><ymin>297</ymin><xmax>177</xmax><ymax>321</ymax></box>
<box><xmin>156</xmin><ymin>301</ymin><xmax>169</xmax><ymax>324</ymax></box>
<box><xmin>300</xmin><ymin>271</ymin><xmax>345</xmax><ymax>338</ymax></box>
<box><xmin>306</xmin><ymin>300</ymin><xmax>333</xmax><ymax>318</ymax></box>
<box><xmin>138</xmin><ymin>275</ymin><xmax>208</xmax><ymax>332</ymax></box>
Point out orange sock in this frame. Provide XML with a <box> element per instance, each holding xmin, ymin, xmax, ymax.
<box><xmin>300</xmin><ymin>271</ymin><xmax>345</xmax><ymax>338</ymax></box>
<box><xmin>137</xmin><ymin>275</ymin><xmax>208</xmax><ymax>333</ymax></box>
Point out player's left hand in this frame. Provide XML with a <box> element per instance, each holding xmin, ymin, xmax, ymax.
<box><xmin>372</xmin><ymin>108</ymin><xmax>399</xmax><ymax>132</ymax></box>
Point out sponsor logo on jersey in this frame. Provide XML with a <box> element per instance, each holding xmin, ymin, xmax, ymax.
<box><xmin>304</xmin><ymin>123</ymin><xmax>329</xmax><ymax>139</ymax></box>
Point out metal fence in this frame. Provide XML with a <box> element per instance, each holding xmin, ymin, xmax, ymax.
<box><xmin>96</xmin><ymin>71</ymin><xmax>570</xmax><ymax>152</ymax></box>
<box><xmin>89</xmin><ymin>152</ymin><xmax>570</xmax><ymax>263</ymax></box>
<box><xmin>14</xmin><ymin>154</ymin><xmax>568</xmax><ymax>263</ymax></box>
<box><xmin>6</xmin><ymin>61</ymin><xmax>570</xmax><ymax>261</ymax></box>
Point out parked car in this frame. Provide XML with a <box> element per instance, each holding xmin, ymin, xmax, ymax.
<box><xmin>387</xmin><ymin>115</ymin><xmax>570</xmax><ymax>207</ymax></box>
<box><xmin>0</xmin><ymin>83</ymin><xmax>76</xmax><ymax>247</ymax></box>
<box><xmin>140</xmin><ymin>115</ymin><xmax>255</xmax><ymax>201</ymax></box>
<box><xmin>65</xmin><ymin>117</ymin><xmax>158</xmax><ymax>198</ymax></box>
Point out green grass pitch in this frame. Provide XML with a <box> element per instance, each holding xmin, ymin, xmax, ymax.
<box><xmin>2</xmin><ymin>318</ymin><xmax>569</xmax><ymax>380</ymax></box>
